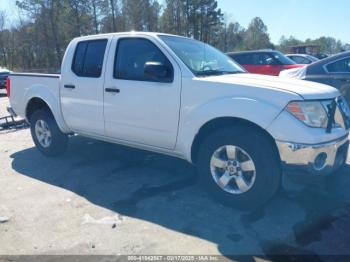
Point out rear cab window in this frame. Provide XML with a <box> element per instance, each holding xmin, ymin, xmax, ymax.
<box><xmin>72</xmin><ymin>39</ymin><xmax>108</xmax><ymax>78</ymax></box>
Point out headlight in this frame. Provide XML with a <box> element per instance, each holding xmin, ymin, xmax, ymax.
<box><xmin>286</xmin><ymin>101</ymin><xmax>328</xmax><ymax>128</ymax></box>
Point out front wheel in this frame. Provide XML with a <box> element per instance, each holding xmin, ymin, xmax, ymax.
<box><xmin>30</xmin><ymin>109</ymin><xmax>68</xmax><ymax>156</ymax></box>
<box><xmin>196</xmin><ymin>126</ymin><xmax>281</xmax><ymax>210</ymax></box>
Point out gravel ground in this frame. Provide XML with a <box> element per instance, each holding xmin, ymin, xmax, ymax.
<box><xmin>1</xmin><ymin>95</ymin><xmax>350</xmax><ymax>259</ymax></box>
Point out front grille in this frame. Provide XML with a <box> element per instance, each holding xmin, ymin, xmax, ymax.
<box><xmin>323</xmin><ymin>97</ymin><xmax>350</xmax><ymax>131</ymax></box>
<box><xmin>337</xmin><ymin>96</ymin><xmax>350</xmax><ymax>129</ymax></box>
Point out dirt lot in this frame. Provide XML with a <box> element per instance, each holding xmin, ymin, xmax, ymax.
<box><xmin>1</xmin><ymin>94</ymin><xmax>350</xmax><ymax>258</ymax></box>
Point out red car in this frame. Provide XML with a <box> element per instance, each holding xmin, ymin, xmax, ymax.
<box><xmin>227</xmin><ymin>50</ymin><xmax>304</xmax><ymax>76</ymax></box>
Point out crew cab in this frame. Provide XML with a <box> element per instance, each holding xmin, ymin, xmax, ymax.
<box><xmin>228</xmin><ymin>50</ymin><xmax>305</xmax><ymax>76</ymax></box>
<box><xmin>7</xmin><ymin>32</ymin><xmax>350</xmax><ymax>209</ymax></box>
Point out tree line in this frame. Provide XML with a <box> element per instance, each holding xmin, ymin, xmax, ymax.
<box><xmin>0</xmin><ymin>0</ymin><xmax>348</xmax><ymax>72</ymax></box>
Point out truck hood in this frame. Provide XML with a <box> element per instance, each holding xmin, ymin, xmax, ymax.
<box><xmin>205</xmin><ymin>73</ymin><xmax>339</xmax><ymax>100</ymax></box>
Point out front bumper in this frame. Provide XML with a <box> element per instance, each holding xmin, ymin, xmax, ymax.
<box><xmin>276</xmin><ymin>135</ymin><xmax>349</xmax><ymax>175</ymax></box>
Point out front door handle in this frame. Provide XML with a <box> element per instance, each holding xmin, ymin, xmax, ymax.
<box><xmin>105</xmin><ymin>87</ymin><xmax>120</xmax><ymax>93</ymax></box>
<box><xmin>339</xmin><ymin>79</ymin><xmax>350</xmax><ymax>82</ymax></box>
<box><xmin>64</xmin><ymin>84</ymin><xmax>75</xmax><ymax>89</ymax></box>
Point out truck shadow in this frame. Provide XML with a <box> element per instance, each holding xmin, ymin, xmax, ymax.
<box><xmin>9</xmin><ymin>135</ymin><xmax>350</xmax><ymax>257</ymax></box>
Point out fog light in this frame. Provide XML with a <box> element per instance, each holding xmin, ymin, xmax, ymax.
<box><xmin>314</xmin><ymin>153</ymin><xmax>327</xmax><ymax>170</ymax></box>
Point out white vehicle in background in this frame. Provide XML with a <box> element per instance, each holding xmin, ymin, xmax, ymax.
<box><xmin>6</xmin><ymin>32</ymin><xmax>350</xmax><ymax>209</ymax></box>
<box><xmin>286</xmin><ymin>54</ymin><xmax>319</xmax><ymax>64</ymax></box>
<box><xmin>0</xmin><ymin>68</ymin><xmax>10</xmax><ymax>90</ymax></box>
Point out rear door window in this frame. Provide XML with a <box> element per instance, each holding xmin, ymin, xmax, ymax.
<box><xmin>72</xmin><ymin>39</ymin><xmax>108</xmax><ymax>77</ymax></box>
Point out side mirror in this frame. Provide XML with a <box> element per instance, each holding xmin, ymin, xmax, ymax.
<box><xmin>144</xmin><ymin>62</ymin><xmax>173</xmax><ymax>83</ymax></box>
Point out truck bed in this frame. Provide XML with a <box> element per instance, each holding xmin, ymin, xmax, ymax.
<box><xmin>9</xmin><ymin>73</ymin><xmax>61</xmax><ymax>120</ymax></box>
<box><xmin>11</xmin><ymin>72</ymin><xmax>60</xmax><ymax>78</ymax></box>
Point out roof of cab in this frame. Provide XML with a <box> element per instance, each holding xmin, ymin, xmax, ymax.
<box><xmin>72</xmin><ymin>31</ymin><xmax>189</xmax><ymax>42</ymax></box>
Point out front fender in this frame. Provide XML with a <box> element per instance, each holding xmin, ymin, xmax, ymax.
<box><xmin>176</xmin><ymin>96</ymin><xmax>284</xmax><ymax>162</ymax></box>
<box><xmin>24</xmin><ymin>85</ymin><xmax>71</xmax><ymax>133</ymax></box>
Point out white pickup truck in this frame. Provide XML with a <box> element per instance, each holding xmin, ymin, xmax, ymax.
<box><xmin>7</xmin><ymin>32</ymin><xmax>350</xmax><ymax>208</ymax></box>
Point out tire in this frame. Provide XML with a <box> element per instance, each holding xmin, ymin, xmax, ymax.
<box><xmin>196</xmin><ymin>126</ymin><xmax>281</xmax><ymax>210</ymax></box>
<box><xmin>30</xmin><ymin>109</ymin><xmax>68</xmax><ymax>156</ymax></box>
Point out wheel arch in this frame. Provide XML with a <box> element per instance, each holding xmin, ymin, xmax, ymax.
<box><xmin>24</xmin><ymin>95</ymin><xmax>70</xmax><ymax>133</ymax></box>
<box><xmin>26</xmin><ymin>97</ymin><xmax>53</xmax><ymax>121</ymax></box>
<box><xmin>190</xmin><ymin>117</ymin><xmax>281</xmax><ymax>165</ymax></box>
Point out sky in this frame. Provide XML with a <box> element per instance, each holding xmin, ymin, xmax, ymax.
<box><xmin>218</xmin><ymin>0</ymin><xmax>350</xmax><ymax>44</ymax></box>
<box><xmin>0</xmin><ymin>0</ymin><xmax>17</xmax><ymax>22</ymax></box>
<box><xmin>0</xmin><ymin>0</ymin><xmax>349</xmax><ymax>44</ymax></box>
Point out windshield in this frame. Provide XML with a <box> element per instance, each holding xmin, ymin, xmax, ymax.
<box><xmin>159</xmin><ymin>35</ymin><xmax>245</xmax><ymax>76</ymax></box>
<box><xmin>272</xmin><ymin>51</ymin><xmax>296</xmax><ymax>65</ymax></box>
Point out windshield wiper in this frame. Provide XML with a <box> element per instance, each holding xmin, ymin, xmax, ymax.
<box><xmin>196</xmin><ymin>70</ymin><xmax>243</xmax><ymax>77</ymax></box>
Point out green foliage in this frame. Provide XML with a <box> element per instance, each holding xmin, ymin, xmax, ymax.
<box><xmin>278</xmin><ymin>35</ymin><xmax>349</xmax><ymax>54</ymax></box>
<box><xmin>224</xmin><ymin>22</ymin><xmax>245</xmax><ymax>52</ymax></box>
<box><xmin>243</xmin><ymin>17</ymin><xmax>274</xmax><ymax>50</ymax></box>
<box><xmin>122</xmin><ymin>0</ymin><xmax>160</xmax><ymax>31</ymax></box>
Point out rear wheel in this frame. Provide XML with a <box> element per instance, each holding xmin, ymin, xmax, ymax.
<box><xmin>196</xmin><ymin>126</ymin><xmax>281</xmax><ymax>210</ymax></box>
<box><xmin>30</xmin><ymin>109</ymin><xmax>68</xmax><ymax>156</ymax></box>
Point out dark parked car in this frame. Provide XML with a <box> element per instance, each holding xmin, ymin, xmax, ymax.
<box><xmin>227</xmin><ymin>50</ymin><xmax>304</xmax><ymax>76</ymax></box>
<box><xmin>0</xmin><ymin>68</ymin><xmax>10</xmax><ymax>89</ymax></box>
<box><xmin>313</xmin><ymin>53</ymin><xmax>329</xmax><ymax>60</ymax></box>
<box><xmin>286</xmin><ymin>54</ymin><xmax>319</xmax><ymax>64</ymax></box>
<box><xmin>280</xmin><ymin>51</ymin><xmax>350</xmax><ymax>102</ymax></box>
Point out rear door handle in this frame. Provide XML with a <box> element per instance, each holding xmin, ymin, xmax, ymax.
<box><xmin>339</xmin><ymin>79</ymin><xmax>350</xmax><ymax>82</ymax></box>
<box><xmin>105</xmin><ymin>87</ymin><xmax>120</xmax><ymax>93</ymax></box>
<box><xmin>64</xmin><ymin>84</ymin><xmax>75</xmax><ymax>89</ymax></box>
